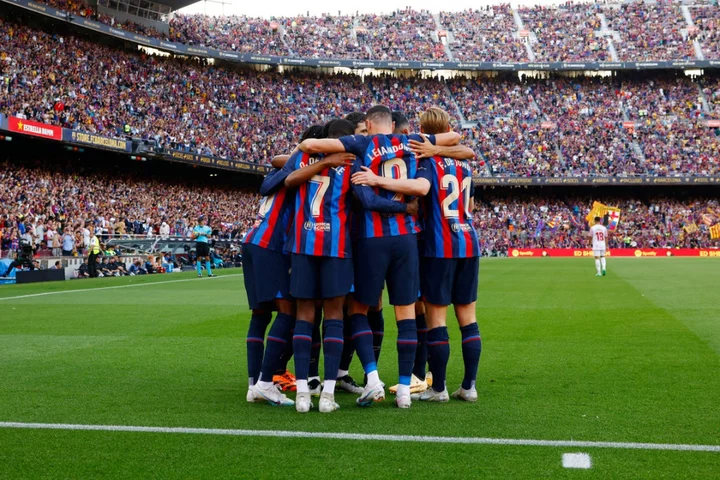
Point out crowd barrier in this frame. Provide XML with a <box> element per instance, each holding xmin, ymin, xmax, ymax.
<box><xmin>508</xmin><ymin>248</ymin><xmax>720</xmax><ymax>258</ymax></box>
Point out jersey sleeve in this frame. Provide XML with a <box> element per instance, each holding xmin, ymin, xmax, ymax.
<box><xmin>408</xmin><ymin>133</ymin><xmax>437</xmax><ymax>145</ymax></box>
<box><xmin>415</xmin><ymin>158</ymin><xmax>433</xmax><ymax>182</ymax></box>
<box><xmin>339</xmin><ymin>135</ymin><xmax>369</xmax><ymax>157</ymax></box>
<box><xmin>259</xmin><ymin>168</ymin><xmax>289</xmax><ymax>196</ymax></box>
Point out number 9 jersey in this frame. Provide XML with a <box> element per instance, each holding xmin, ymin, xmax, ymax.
<box><xmin>416</xmin><ymin>156</ymin><xmax>480</xmax><ymax>258</ymax></box>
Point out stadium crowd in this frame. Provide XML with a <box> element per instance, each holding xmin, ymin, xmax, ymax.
<box><xmin>30</xmin><ymin>0</ymin><xmax>720</xmax><ymax>61</ymax></box>
<box><xmin>1</xmin><ymin>155</ymin><xmax>718</xmax><ymax>259</ymax></box>
<box><xmin>0</xmin><ymin>158</ymin><xmax>258</xmax><ymax>258</ymax></box>
<box><xmin>2</xmin><ymin>14</ymin><xmax>720</xmax><ymax>178</ymax></box>
<box><xmin>475</xmin><ymin>196</ymin><xmax>720</xmax><ymax>254</ymax></box>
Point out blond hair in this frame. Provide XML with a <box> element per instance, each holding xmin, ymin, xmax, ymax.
<box><xmin>420</xmin><ymin>107</ymin><xmax>450</xmax><ymax>135</ymax></box>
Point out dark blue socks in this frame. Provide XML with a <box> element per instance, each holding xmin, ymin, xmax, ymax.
<box><xmin>427</xmin><ymin>326</ymin><xmax>450</xmax><ymax>392</ymax></box>
<box><xmin>292</xmin><ymin>320</ymin><xmax>314</xmax><ymax>382</ymax></box>
<box><xmin>309</xmin><ymin>321</ymin><xmax>321</xmax><ymax>378</ymax></box>
<box><xmin>246</xmin><ymin>312</ymin><xmax>271</xmax><ymax>385</ymax></box>
<box><xmin>396</xmin><ymin>319</ymin><xmax>418</xmax><ymax>386</ymax></box>
<box><xmin>368</xmin><ymin>309</ymin><xmax>384</xmax><ymax>362</ymax></box>
<box><xmin>323</xmin><ymin>319</ymin><xmax>344</xmax><ymax>381</ymax></box>
<box><xmin>460</xmin><ymin>323</ymin><xmax>482</xmax><ymax>390</ymax></box>
<box><xmin>413</xmin><ymin>313</ymin><xmax>428</xmax><ymax>380</ymax></box>
<box><xmin>350</xmin><ymin>313</ymin><xmax>377</xmax><ymax>374</ymax></box>
<box><xmin>258</xmin><ymin>312</ymin><xmax>293</xmax><ymax>382</ymax></box>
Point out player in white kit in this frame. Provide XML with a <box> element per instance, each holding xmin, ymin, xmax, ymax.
<box><xmin>590</xmin><ymin>216</ymin><xmax>608</xmax><ymax>276</ymax></box>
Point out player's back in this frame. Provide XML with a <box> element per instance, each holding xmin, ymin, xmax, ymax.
<box><xmin>286</xmin><ymin>152</ymin><xmax>352</xmax><ymax>258</ymax></box>
<box><xmin>341</xmin><ymin>133</ymin><xmax>426</xmax><ymax>238</ymax></box>
<box><xmin>590</xmin><ymin>224</ymin><xmax>608</xmax><ymax>249</ymax></box>
<box><xmin>243</xmin><ymin>173</ymin><xmax>293</xmax><ymax>252</ymax></box>
<box><xmin>421</xmin><ymin>156</ymin><xmax>479</xmax><ymax>258</ymax></box>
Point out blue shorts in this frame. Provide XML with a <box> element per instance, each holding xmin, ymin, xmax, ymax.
<box><xmin>354</xmin><ymin>235</ymin><xmax>419</xmax><ymax>307</ymax></box>
<box><xmin>290</xmin><ymin>254</ymin><xmax>353</xmax><ymax>300</ymax></box>
<box><xmin>242</xmin><ymin>243</ymin><xmax>290</xmax><ymax>310</ymax></box>
<box><xmin>421</xmin><ymin>256</ymin><xmax>479</xmax><ymax>306</ymax></box>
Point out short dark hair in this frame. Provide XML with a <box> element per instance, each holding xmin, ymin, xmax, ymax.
<box><xmin>392</xmin><ymin>111</ymin><xmax>410</xmax><ymax>133</ymax></box>
<box><xmin>366</xmin><ymin>105</ymin><xmax>392</xmax><ymax>124</ymax></box>
<box><xmin>594</xmin><ymin>216</ymin><xmax>602</xmax><ymax>223</ymax></box>
<box><xmin>324</xmin><ymin>119</ymin><xmax>356</xmax><ymax>139</ymax></box>
<box><xmin>344</xmin><ymin>112</ymin><xmax>366</xmax><ymax>128</ymax></box>
<box><xmin>300</xmin><ymin>124</ymin><xmax>325</xmax><ymax>142</ymax></box>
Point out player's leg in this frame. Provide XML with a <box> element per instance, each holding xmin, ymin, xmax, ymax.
<box><xmin>415</xmin><ymin>256</ymin><xmax>454</xmax><ymax>402</ymax></box>
<box><xmin>414</xmin><ymin>299</ymin><xmax>429</xmax><ymax>383</ymax></box>
<box><xmin>594</xmin><ymin>255</ymin><xmax>602</xmax><ymax>276</ymax></box>
<box><xmin>317</xmin><ymin>256</ymin><xmax>354</xmax><ymax>413</ymax></box>
<box><xmin>205</xmin><ymin>253</ymin><xmax>214</xmax><ymax>277</ymax></box>
<box><xmin>248</xmin><ymin>248</ymin><xmax>294</xmax><ymax>406</ymax></box>
<box><xmin>337</xmin><ymin>302</ymin><xmax>363</xmax><ymax>394</ymax></box>
<box><xmin>288</xmin><ymin>254</ymin><xmax>321</xmax><ymax>413</ymax></box>
<box><xmin>350</xmin><ymin>237</ymin><xmax>390</xmax><ymax>406</ymax></box>
<box><xmin>600</xmin><ymin>253</ymin><xmax>607</xmax><ymax>276</ymax></box>
<box><xmin>308</xmin><ymin>307</ymin><xmax>322</xmax><ymax>396</ymax></box>
<box><xmin>195</xmin><ymin>247</ymin><xmax>203</xmax><ymax>276</ymax></box>
<box><xmin>386</xmin><ymin>235</ymin><xmax>421</xmax><ymax>408</ymax></box>
<box><xmin>369</xmin><ymin>296</ymin><xmax>385</xmax><ymax>362</ymax></box>
<box><xmin>241</xmin><ymin>245</ymin><xmax>272</xmax><ymax>393</ymax></box>
<box><xmin>451</xmin><ymin>256</ymin><xmax>481</xmax><ymax>402</ymax></box>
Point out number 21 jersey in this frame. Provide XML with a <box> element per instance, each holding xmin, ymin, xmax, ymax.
<box><xmin>416</xmin><ymin>156</ymin><xmax>479</xmax><ymax>258</ymax></box>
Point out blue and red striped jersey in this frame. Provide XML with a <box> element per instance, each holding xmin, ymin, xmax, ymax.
<box><xmin>340</xmin><ymin>133</ymin><xmax>435</xmax><ymax>239</ymax></box>
<box><xmin>243</xmin><ymin>169</ymin><xmax>293</xmax><ymax>252</ymax></box>
<box><xmin>416</xmin><ymin>156</ymin><xmax>480</xmax><ymax>258</ymax></box>
<box><xmin>283</xmin><ymin>150</ymin><xmax>353</xmax><ymax>258</ymax></box>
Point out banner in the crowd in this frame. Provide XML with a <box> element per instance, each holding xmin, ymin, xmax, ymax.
<box><xmin>63</xmin><ymin>130</ymin><xmax>132</xmax><ymax>152</ymax></box>
<box><xmin>6</xmin><ymin>116</ymin><xmax>62</xmax><ymax>141</ymax></box>
<box><xmin>0</xmin><ymin>113</ymin><xmax>7</xmax><ymax>130</ymax></box>
<box><xmin>473</xmin><ymin>176</ymin><xmax>720</xmax><ymax>186</ymax></box>
<box><xmin>508</xmin><ymin>248</ymin><xmax>720</xmax><ymax>258</ymax></box>
<box><xmin>5</xmin><ymin>0</ymin><xmax>720</xmax><ymax>73</ymax></box>
<box><xmin>166</xmin><ymin>150</ymin><xmax>273</xmax><ymax>174</ymax></box>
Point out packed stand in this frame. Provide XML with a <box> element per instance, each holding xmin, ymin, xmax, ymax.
<box><xmin>620</xmin><ymin>76</ymin><xmax>719</xmax><ymax>175</ymax></box>
<box><xmin>605</xmin><ymin>3</ymin><xmax>696</xmax><ymax>61</ymax></box>
<box><xmin>474</xmin><ymin>196</ymin><xmax>720</xmax><ymax>254</ymax></box>
<box><xmin>356</xmin><ymin>9</ymin><xmax>445</xmax><ymax>61</ymax></box>
<box><xmin>692</xmin><ymin>6</ymin><xmax>720</xmax><ymax>59</ymax></box>
<box><xmin>168</xmin><ymin>14</ymin><xmax>287</xmax><ymax>55</ymax></box>
<box><xmin>0</xmin><ymin>159</ymin><xmax>259</xmax><ymax>259</ymax></box>
<box><xmin>281</xmin><ymin>15</ymin><xmax>364</xmax><ymax>59</ymax></box>
<box><xmin>520</xmin><ymin>3</ymin><xmax>610</xmax><ymax>62</ymax></box>
<box><xmin>440</xmin><ymin>6</ymin><xmax>527</xmax><ymax>62</ymax></box>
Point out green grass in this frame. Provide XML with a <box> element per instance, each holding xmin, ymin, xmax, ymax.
<box><xmin>0</xmin><ymin>260</ymin><xmax>719</xmax><ymax>478</ymax></box>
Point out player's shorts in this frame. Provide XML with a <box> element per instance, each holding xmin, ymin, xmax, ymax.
<box><xmin>196</xmin><ymin>242</ymin><xmax>210</xmax><ymax>257</ymax></box>
<box><xmin>354</xmin><ymin>234</ymin><xmax>419</xmax><ymax>307</ymax></box>
<box><xmin>421</xmin><ymin>256</ymin><xmax>479</xmax><ymax>306</ymax></box>
<box><xmin>290</xmin><ymin>254</ymin><xmax>353</xmax><ymax>300</ymax></box>
<box><xmin>243</xmin><ymin>243</ymin><xmax>290</xmax><ymax>309</ymax></box>
<box><xmin>593</xmin><ymin>249</ymin><xmax>606</xmax><ymax>257</ymax></box>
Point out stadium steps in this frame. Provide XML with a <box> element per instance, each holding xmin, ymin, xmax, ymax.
<box><xmin>444</xmin><ymin>84</ymin><xmax>467</xmax><ymax>124</ymax></box>
<box><xmin>277</xmin><ymin>24</ymin><xmax>294</xmax><ymax>57</ymax></box>
<box><xmin>431</xmin><ymin>13</ymin><xmax>455</xmax><ymax>61</ymax></box>
<box><xmin>619</xmin><ymin>103</ymin><xmax>648</xmax><ymax>165</ymax></box>
<box><xmin>680</xmin><ymin>5</ymin><xmax>706</xmax><ymax>60</ymax></box>
<box><xmin>511</xmin><ymin>7</ymin><xmax>536</xmax><ymax>61</ymax></box>
<box><xmin>697</xmin><ymin>83</ymin><xmax>711</xmax><ymax>113</ymax></box>
<box><xmin>597</xmin><ymin>13</ymin><xmax>620</xmax><ymax>61</ymax></box>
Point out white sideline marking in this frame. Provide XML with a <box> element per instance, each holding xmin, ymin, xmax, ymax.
<box><xmin>0</xmin><ymin>422</ymin><xmax>719</xmax><ymax>452</ymax></box>
<box><xmin>0</xmin><ymin>274</ymin><xmax>242</xmax><ymax>301</ymax></box>
<box><xmin>562</xmin><ymin>453</ymin><xmax>592</xmax><ymax>469</ymax></box>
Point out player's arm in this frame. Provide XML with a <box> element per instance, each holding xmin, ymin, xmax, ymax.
<box><xmin>409</xmin><ymin>136</ymin><xmax>475</xmax><ymax>160</ymax></box>
<box><xmin>284</xmin><ymin>153</ymin><xmax>355</xmax><ymax>188</ymax></box>
<box><xmin>270</xmin><ymin>155</ymin><xmax>291</xmax><ymax>169</ymax></box>
<box><xmin>259</xmin><ymin>169</ymin><xmax>289</xmax><ymax>196</ymax></box>
<box><xmin>409</xmin><ymin>132</ymin><xmax>460</xmax><ymax>147</ymax></box>
<box><xmin>298</xmin><ymin>139</ymin><xmax>346</xmax><ymax>154</ymax></box>
<box><xmin>352</xmin><ymin>166</ymin><xmax>430</xmax><ymax>197</ymax></box>
<box><xmin>352</xmin><ymin>182</ymin><xmax>416</xmax><ymax>215</ymax></box>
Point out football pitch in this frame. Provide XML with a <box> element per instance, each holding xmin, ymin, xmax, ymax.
<box><xmin>0</xmin><ymin>259</ymin><xmax>718</xmax><ymax>479</ymax></box>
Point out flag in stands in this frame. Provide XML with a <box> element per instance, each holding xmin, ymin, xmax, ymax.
<box><xmin>684</xmin><ymin>222</ymin><xmax>699</xmax><ymax>234</ymax></box>
<box><xmin>701</xmin><ymin>214</ymin><xmax>713</xmax><ymax>226</ymax></box>
<box><xmin>710</xmin><ymin>224</ymin><xmax>720</xmax><ymax>240</ymax></box>
<box><xmin>606</xmin><ymin>207</ymin><xmax>621</xmax><ymax>231</ymax></box>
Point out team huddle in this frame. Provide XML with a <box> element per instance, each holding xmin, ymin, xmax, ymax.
<box><xmin>240</xmin><ymin>106</ymin><xmax>482</xmax><ymax>412</ymax></box>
